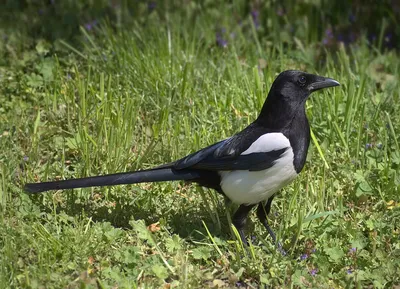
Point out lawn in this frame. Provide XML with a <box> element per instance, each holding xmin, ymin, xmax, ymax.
<box><xmin>0</xmin><ymin>1</ymin><xmax>399</xmax><ymax>288</ymax></box>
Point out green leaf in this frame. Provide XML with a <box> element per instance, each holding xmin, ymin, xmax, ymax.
<box><xmin>356</xmin><ymin>181</ymin><xmax>373</xmax><ymax>196</ymax></box>
<box><xmin>33</xmin><ymin>109</ymin><xmax>41</xmax><ymax>135</ymax></box>
<box><xmin>304</xmin><ymin>210</ymin><xmax>340</xmax><ymax>223</ymax></box>
<box><xmin>351</xmin><ymin>238</ymin><xmax>366</xmax><ymax>250</ymax></box>
<box><xmin>37</xmin><ymin>58</ymin><xmax>55</xmax><ymax>81</ymax></box>
<box><xmin>324</xmin><ymin>246</ymin><xmax>344</xmax><ymax>263</ymax></box>
<box><xmin>65</xmin><ymin>137</ymin><xmax>78</xmax><ymax>150</ymax></box>
<box><xmin>291</xmin><ymin>270</ymin><xmax>304</xmax><ymax>286</ymax></box>
<box><xmin>235</xmin><ymin>267</ymin><xmax>245</xmax><ymax>278</ymax></box>
<box><xmin>26</xmin><ymin>73</ymin><xmax>43</xmax><ymax>88</ymax></box>
<box><xmin>36</xmin><ymin>39</ymin><xmax>51</xmax><ymax>55</ymax></box>
<box><xmin>260</xmin><ymin>274</ymin><xmax>271</xmax><ymax>285</ymax></box>
<box><xmin>365</xmin><ymin>219</ymin><xmax>375</xmax><ymax>230</ymax></box>
<box><xmin>165</xmin><ymin>234</ymin><xmax>181</xmax><ymax>253</ymax></box>
<box><xmin>392</xmin><ymin>151</ymin><xmax>400</xmax><ymax>165</ymax></box>
<box><xmin>130</xmin><ymin>220</ymin><xmax>154</xmax><ymax>244</ymax></box>
<box><xmin>121</xmin><ymin>247</ymin><xmax>139</xmax><ymax>265</ymax></box>
<box><xmin>152</xmin><ymin>264</ymin><xmax>168</xmax><ymax>279</ymax></box>
<box><xmin>192</xmin><ymin>246</ymin><xmax>211</xmax><ymax>261</ymax></box>
<box><xmin>102</xmin><ymin>223</ymin><xmax>122</xmax><ymax>242</ymax></box>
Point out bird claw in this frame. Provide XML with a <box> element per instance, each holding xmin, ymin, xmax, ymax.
<box><xmin>276</xmin><ymin>242</ymin><xmax>287</xmax><ymax>256</ymax></box>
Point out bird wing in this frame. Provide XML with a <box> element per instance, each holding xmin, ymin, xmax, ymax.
<box><xmin>190</xmin><ymin>148</ymin><xmax>287</xmax><ymax>171</ymax></box>
<box><xmin>172</xmin><ymin>139</ymin><xmax>228</xmax><ymax>169</ymax></box>
<box><xmin>174</xmin><ymin>124</ymin><xmax>290</xmax><ymax>172</ymax></box>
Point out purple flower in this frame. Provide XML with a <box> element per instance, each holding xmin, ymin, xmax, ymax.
<box><xmin>347</xmin><ymin>269</ymin><xmax>353</xmax><ymax>274</ymax></box>
<box><xmin>216</xmin><ymin>29</ymin><xmax>228</xmax><ymax>48</ymax></box>
<box><xmin>84</xmin><ymin>20</ymin><xmax>98</xmax><ymax>31</ymax></box>
<box><xmin>349</xmin><ymin>247</ymin><xmax>357</xmax><ymax>253</ymax></box>
<box><xmin>385</xmin><ymin>32</ymin><xmax>393</xmax><ymax>42</ymax></box>
<box><xmin>300</xmin><ymin>253</ymin><xmax>308</xmax><ymax>260</ymax></box>
<box><xmin>251</xmin><ymin>9</ymin><xmax>259</xmax><ymax>18</ymax></box>
<box><xmin>349</xmin><ymin>32</ymin><xmax>356</xmax><ymax>43</ymax></box>
<box><xmin>322</xmin><ymin>28</ymin><xmax>334</xmax><ymax>45</ymax></box>
<box><xmin>216</xmin><ymin>38</ymin><xmax>227</xmax><ymax>48</ymax></box>
<box><xmin>85</xmin><ymin>23</ymin><xmax>93</xmax><ymax>31</ymax></box>
<box><xmin>348</xmin><ymin>13</ymin><xmax>356</xmax><ymax>23</ymax></box>
<box><xmin>365</xmin><ymin>143</ymin><xmax>372</xmax><ymax>150</ymax></box>
<box><xmin>368</xmin><ymin>33</ymin><xmax>377</xmax><ymax>42</ymax></box>
<box><xmin>377</xmin><ymin>143</ymin><xmax>383</xmax><ymax>149</ymax></box>
<box><xmin>251</xmin><ymin>9</ymin><xmax>260</xmax><ymax>28</ymax></box>
<box><xmin>311</xmin><ymin>248</ymin><xmax>316</xmax><ymax>253</ymax></box>
<box><xmin>325</xmin><ymin>28</ymin><xmax>333</xmax><ymax>37</ymax></box>
<box><xmin>148</xmin><ymin>1</ymin><xmax>156</xmax><ymax>11</ymax></box>
<box><xmin>384</xmin><ymin>32</ymin><xmax>394</xmax><ymax>48</ymax></box>
<box><xmin>277</xmin><ymin>7</ymin><xmax>285</xmax><ymax>16</ymax></box>
<box><xmin>310</xmin><ymin>268</ymin><xmax>318</xmax><ymax>276</ymax></box>
<box><xmin>23</xmin><ymin>156</ymin><xmax>29</xmax><ymax>162</ymax></box>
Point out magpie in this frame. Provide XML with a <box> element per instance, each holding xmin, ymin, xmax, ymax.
<box><xmin>24</xmin><ymin>70</ymin><xmax>339</xmax><ymax>249</ymax></box>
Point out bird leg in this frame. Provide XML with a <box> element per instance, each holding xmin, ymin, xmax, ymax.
<box><xmin>256</xmin><ymin>198</ymin><xmax>287</xmax><ymax>255</ymax></box>
<box><xmin>232</xmin><ymin>204</ymin><xmax>254</xmax><ymax>245</ymax></box>
<box><xmin>256</xmin><ymin>202</ymin><xmax>277</xmax><ymax>243</ymax></box>
<box><xmin>264</xmin><ymin>196</ymin><xmax>274</xmax><ymax>216</ymax></box>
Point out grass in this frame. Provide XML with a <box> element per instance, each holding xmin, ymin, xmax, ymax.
<box><xmin>1</xmin><ymin>3</ymin><xmax>400</xmax><ymax>288</ymax></box>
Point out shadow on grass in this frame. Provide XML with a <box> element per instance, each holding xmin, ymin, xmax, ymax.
<box><xmin>29</xmin><ymin>187</ymin><xmax>235</xmax><ymax>243</ymax></box>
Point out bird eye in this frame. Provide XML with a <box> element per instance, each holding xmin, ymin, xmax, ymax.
<box><xmin>298</xmin><ymin>76</ymin><xmax>307</xmax><ymax>85</ymax></box>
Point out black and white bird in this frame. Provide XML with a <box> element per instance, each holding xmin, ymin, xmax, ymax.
<box><xmin>25</xmin><ymin>70</ymin><xmax>339</xmax><ymax>249</ymax></box>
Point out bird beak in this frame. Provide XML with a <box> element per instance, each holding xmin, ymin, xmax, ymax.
<box><xmin>308</xmin><ymin>77</ymin><xmax>340</xmax><ymax>92</ymax></box>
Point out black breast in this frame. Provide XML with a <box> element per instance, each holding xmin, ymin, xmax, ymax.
<box><xmin>284</xmin><ymin>110</ymin><xmax>311</xmax><ymax>173</ymax></box>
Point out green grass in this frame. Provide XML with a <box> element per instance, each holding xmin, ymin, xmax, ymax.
<box><xmin>1</xmin><ymin>4</ymin><xmax>400</xmax><ymax>289</ymax></box>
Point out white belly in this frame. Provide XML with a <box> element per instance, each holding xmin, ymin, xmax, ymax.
<box><xmin>219</xmin><ymin>148</ymin><xmax>298</xmax><ymax>205</ymax></box>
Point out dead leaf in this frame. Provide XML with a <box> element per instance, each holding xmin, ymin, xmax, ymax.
<box><xmin>147</xmin><ymin>222</ymin><xmax>160</xmax><ymax>232</ymax></box>
<box><xmin>368</xmin><ymin>62</ymin><xmax>397</xmax><ymax>90</ymax></box>
<box><xmin>88</xmin><ymin>256</ymin><xmax>95</xmax><ymax>265</ymax></box>
<box><xmin>258</xmin><ymin>58</ymin><xmax>267</xmax><ymax>69</ymax></box>
<box><xmin>212</xmin><ymin>279</ymin><xmax>226</xmax><ymax>288</ymax></box>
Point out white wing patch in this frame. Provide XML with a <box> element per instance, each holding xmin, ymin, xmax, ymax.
<box><xmin>241</xmin><ymin>132</ymin><xmax>291</xmax><ymax>155</ymax></box>
<box><xmin>220</xmin><ymin>133</ymin><xmax>297</xmax><ymax>205</ymax></box>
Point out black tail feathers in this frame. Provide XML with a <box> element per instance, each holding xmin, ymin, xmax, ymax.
<box><xmin>24</xmin><ymin>167</ymin><xmax>202</xmax><ymax>194</ymax></box>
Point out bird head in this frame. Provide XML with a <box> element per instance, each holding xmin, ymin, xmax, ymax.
<box><xmin>270</xmin><ymin>70</ymin><xmax>340</xmax><ymax>102</ymax></box>
<box><xmin>257</xmin><ymin>70</ymin><xmax>339</xmax><ymax>128</ymax></box>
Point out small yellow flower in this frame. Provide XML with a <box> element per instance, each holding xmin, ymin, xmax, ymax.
<box><xmin>386</xmin><ymin>200</ymin><xmax>396</xmax><ymax>210</ymax></box>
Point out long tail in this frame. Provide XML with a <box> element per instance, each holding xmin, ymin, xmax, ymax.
<box><xmin>24</xmin><ymin>167</ymin><xmax>202</xmax><ymax>194</ymax></box>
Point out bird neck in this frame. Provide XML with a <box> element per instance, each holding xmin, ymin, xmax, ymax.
<box><xmin>256</xmin><ymin>95</ymin><xmax>305</xmax><ymax>130</ymax></box>
<box><xmin>257</xmin><ymin>97</ymin><xmax>311</xmax><ymax>173</ymax></box>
